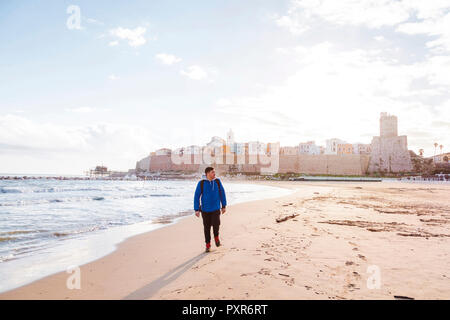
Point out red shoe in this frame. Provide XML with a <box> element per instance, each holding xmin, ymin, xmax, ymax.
<box><xmin>205</xmin><ymin>242</ymin><xmax>211</xmax><ymax>252</ymax></box>
<box><xmin>214</xmin><ymin>236</ymin><xmax>221</xmax><ymax>247</ymax></box>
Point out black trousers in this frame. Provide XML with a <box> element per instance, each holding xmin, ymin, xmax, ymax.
<box><xmin>201</xmin><ymin>210</ymin><xmax>221</xmax><ymax>244</ymax></box>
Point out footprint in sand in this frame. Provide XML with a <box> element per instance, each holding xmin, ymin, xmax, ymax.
<box><xmin>258</xmin><ymin>268</ymin><xmax>271</xmax><ymax>276</ymax></box>
<box><xmin>347</xmin><ymin>283</ymin><xmax>360</xmax><ymax>290</ymax></box>
<box><xmin>285</xmin><ymin>278</ymin><xmax>295</xmax><ymax>286</ymax></box>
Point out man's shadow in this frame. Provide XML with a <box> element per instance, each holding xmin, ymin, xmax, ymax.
<box><xmin>123</xmin><ymin>253</ymin><xmax>207</xmax><ymax>300</ymax></box>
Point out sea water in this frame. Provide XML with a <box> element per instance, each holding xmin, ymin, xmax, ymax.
<box><xmin>0</xmin><ymin>178</ymin><xmax>293</xmax><ymax>292</ymax></box>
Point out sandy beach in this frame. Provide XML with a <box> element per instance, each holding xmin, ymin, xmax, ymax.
<box><xmin>1</xmin><ymin>180</ymin><xmax>449</xmax><ymax>300</ymax></box>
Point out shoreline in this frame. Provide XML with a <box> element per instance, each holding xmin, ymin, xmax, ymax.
<box><xmin>1</xmin><ymin>180</ymin><xmax>449</xmax><ymax>299</ymax></box>
<box><xmin>1</xmin><ymin>173</ymin><xmax>449</xmax><ymax>183</ymax></box>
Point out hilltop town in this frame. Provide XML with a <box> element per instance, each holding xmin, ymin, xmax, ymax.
<box><xmin>133</xmin><ymin>112</ymin><xmax>447</xmax><ymax>179</ymax></box>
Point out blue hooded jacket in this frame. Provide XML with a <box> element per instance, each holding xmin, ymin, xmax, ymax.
<box><xmin>194</xmin><ymin>178</ymin><xmax>227</xmax><ymax>213</ymax></box>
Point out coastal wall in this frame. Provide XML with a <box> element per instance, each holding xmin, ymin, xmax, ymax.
<box><xmin>149</xmin><ymin>154</ymin><xmax>201</xmax><ymax>172</ymax></box>
<box><xmin>148</xmin><ymin>153</ymin><xmax>371</xmax><ymax>175</ymax></box>
<box><xmin>276</xmin><ymin>154</ymin><xmax>370</xmax><ymax>175</ymax></box>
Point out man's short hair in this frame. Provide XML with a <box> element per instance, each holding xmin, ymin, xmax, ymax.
<box><xmin>205</xmin><ymin>167</ymin><xmax>214</xmax><ymax>175</ymax></box>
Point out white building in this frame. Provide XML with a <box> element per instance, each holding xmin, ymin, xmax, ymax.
<box><xmin>430</xmin><ymin>152</ymin><xmax>450</xmax><ymax>163</ymax></box>
<box><xmin>186</xmin><ymin>145</ymin><xmax>201</xmax><ymax>154</ymax></box>
<box><xmin>248</xmin><ymin>141</ymin><xmax>267</xmax><ymax>155</ymax></box>
<box><xmin>353</xmin><ymin>143</ymin><xmax>371</xmax><ymax>155</ymax></box>
<box><xmin>325</xmin><ymin>138</ymin><xmax>347</xmax><ymax>154</ymax></box>
<box><xmin>235</xmin><ymin>142</ymin><xmax>246</xmax><ymax>155</ymax></box>
<box><xmin>298</xmin><ymin>141</ymin><xmax>321</xmax><ymax>155</ymax></box>
<box><xmin>172</xmin><ymin>147</ymin><xmax>184</xmax><ymax>155</ymax></box>
<box><xmin>172</xmin><ymin>145</ymin><xmax>202</xmax><ymax>155</ymax></box>
<box><xmin>206</xmin><ymin>136</ymin><xmax>225</xmax><ymax>155</ymax></box>
<box><xmin>207</xmin><ymin>136</ymin><xmax>225</xmax><ymax>148</ymax></box>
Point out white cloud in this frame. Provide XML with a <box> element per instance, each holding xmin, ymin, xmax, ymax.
<box><xmin>274</xmin><ymin>0</ymin><xmax>411</xmax><ymax>34</ymax></box>
<box><xmin>110</xmin><ymin>27</ymin><xmax>147</xmax><ymax>47</ymax></box>
<box><xmin>216</xmin><ymin>98</ymin><xmax>232</xmax><ymax>107</ymax></box>
<box><xmin>274</xmin><ymin>14</ymin><xmax>310</xmax><ymax>35</ymax></box>
<box><xmin>155</xmin><ymin>53</ymin><xmax>182</xmax><ymax>65</ymax></box>
<box><xmin>275</xmin><ymin>47</ymin><xmax>292</xmax><ymax>54</ymax></box>
<box><xmin>0</xmin><ymin>114</ymin><xmax>159</xmax><ymax>173</ymax></box>
<box><xmin>108</xmin><ymin>74</ymin><xmax>120</xmax><ymax>80</ymax></box>
<box><xmin>276</xmin><ymin>1</ymin><xmax>450</xmax><ymax>53</ymax></box>
<box><xmin>66</xmin><ymin>107</ymin><xmax>94</xmax><ymax>113</ymax></box>
<box><xmin>86</xmin><ymin>18</ymin><xmax>104</xmax><ymax>26</ymax></box>
<box><xmin>397</xmin><ymin>10</ymin><xmax>450</xmax><ymax>53</ymax></box>
<box><xmin>109</xmin><ymin>41</ymin><xmax>119</xmax><ymax>46</ymax></box>
<box><xmin>0</xmin><ymin>114</ymin><xmax>89</xmax><ymax>152</ymax></box>
<box><xmin>180</xmin><ymin>65</ymin><xmax>209</xmax><ymax>80</ymax></box>
<box><xmin>65</xmin><ymin>107</ymin><xmax>111</xmax><ymax>113</ymax></box>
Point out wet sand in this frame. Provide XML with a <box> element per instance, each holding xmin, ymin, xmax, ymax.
<box><xmin>1</xmin><ymin>180</ymin><xmax>449</xmax><ymax>299</ymax></box>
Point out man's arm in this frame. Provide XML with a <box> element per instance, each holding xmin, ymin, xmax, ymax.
<box><xmin>218</xmin><ymin>179</ymin><xmax>227</xmax><ymax>209</ymax></box>
<box><xmin>193</xmin><ymin>181</ymin><xmax>201</xmax><ymax>212</ymax></box>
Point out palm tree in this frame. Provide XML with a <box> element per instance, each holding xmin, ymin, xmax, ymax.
<box><xmin>419</xmin><ymin>149</ymin><xmax>424</xmax><ymax>157</ymax></box>
<box><xmin>434</xmin><ymin>142</ymin><xmax>438</xmax><ymax>162</ymax></box>
<box><xmin>440</xmin><ymin>144</ymin><xmax>443</xmax><ymax>154</ymax></box>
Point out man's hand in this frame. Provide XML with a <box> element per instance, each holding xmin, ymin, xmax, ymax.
<box><xmin>195</xmin><ymin>211</ymin><xmax>200</xmax><ymax>217</ymax></box>
<box><xmin>221</xmin><ymin>207</ymin><xmax>226</xmax><ymax>214</ymax></box>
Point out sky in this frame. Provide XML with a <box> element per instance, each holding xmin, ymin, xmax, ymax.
<box><xmin>0</xmin><ymin>0</ymin><xmax>449</xmax><ymax>175</ymax></box>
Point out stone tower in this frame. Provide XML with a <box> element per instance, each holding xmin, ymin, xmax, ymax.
<box><xmin>380</xmin><ymin>112</ymin><xmax>398</xmax><ymax>137</ymax></box>
<box><xmin>368</xmin><ymin>112</ymin><xmax>413</xmax><ymax>173</ymax></box>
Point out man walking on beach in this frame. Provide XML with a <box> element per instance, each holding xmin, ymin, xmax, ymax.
<box><xmin>194</xmin><ymin>167</ymin><xmax>227</xmax><ymax>252</ymax></box>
